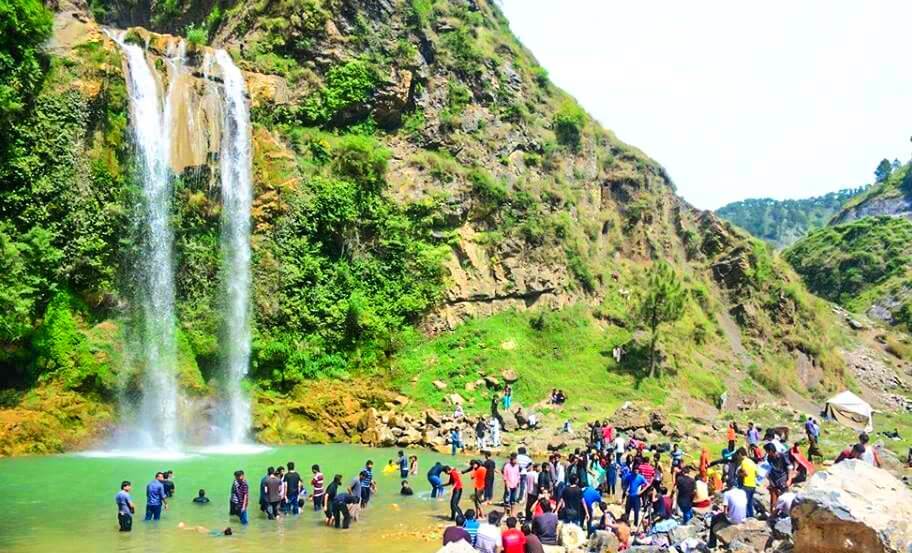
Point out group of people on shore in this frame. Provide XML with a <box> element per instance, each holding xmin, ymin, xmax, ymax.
<box><xmin>436</xmin><ymin>417</ymin><xmax>886</xmax><ymax>552</ymax></box>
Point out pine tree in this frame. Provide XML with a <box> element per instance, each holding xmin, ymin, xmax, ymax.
<box><xmin>875</xmin><ymin>158</ymin><xmax>893</xmax><ymax>183</ymax></box>
<box><xmin>637</xmin><ymin>261</ymin><xmax>686</xmax><ymax>378</ymax></box>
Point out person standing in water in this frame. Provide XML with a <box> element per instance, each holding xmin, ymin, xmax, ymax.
<box><xmin>264</xmin><ymin>467</ymin><xmax>283</xmax><ymax>519</ymax></box>
<box><xmin>116</xmin><ymin>481</ymin><xmax>135</xmax><ymax>532</ymax></box>
<box><xmin>145</xmin><ymin>472</ymin><xmax>167</xmax><ymax>521</ymax></box>
<box><xmin>443</xmin><ymin>464</ymin><xmax>464</xmax><ymax>521</ymax></box>
<box><xmin>398</xmin><ymin>450</ymin><xmax>409</xmax><ymax>479</ymax></box>
<box><xmin>283</xmin><ymin>462</ymin><xmax>303</xmax><ymax>515</ymax></box>
<box><xmin>359</xmin><ymin>461</ymin><xmax>376</xmax><ymax>507</ymax></box>
<box><xmin>193</xmin><ymin>489</ymin><xmax>210</xmax><ymax>504</ymax></box>
<box><xmin>311</xmin><ymin>465</ymin><xmax>325</xmax><ymax>512</ymax></box>
<box><xmin>229</xmin><ymin>470</ymin><xmax>249</xmax><ymax>525</ymax></box>
<box><xmin>428</xmin><ymin>461</ymin><xmax>445</xmax><ymax>499</ymax></box>
<box><xmin>162</xmin><ymin>470</ymin><xmax>175</xmax><ymax>498</ymax></box>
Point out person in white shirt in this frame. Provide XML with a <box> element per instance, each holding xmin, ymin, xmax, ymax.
<box><xmin>774</xmin><ymin>491</ymin><xmax>796</xmax><ymax>518</ymax></box>
<box><xmin>708</xmin><ymin>486</ymin><xmax>747</xmax><ymax>547</ymax></box>
<box><xmin>516</xmin><ymin>448</ymin><xmax>533</xmax><ymax>502</ymax></box>
<box><xmin>858</xmin><ymin>433</ymin><xmax>882</xmax><ymax>467</ymax></box>
<box><xmin>489</xmin><ymin>418</ymin><xmax>501</xmax><ymax>448</ymax></box>
<box><xmin>613</xmin><ymin>435</ymin><xmax>626</xmax><ymax>463</ymax></box>
<box><xmin>475</xmin><ymin>511</ymin><xmax>504</xmax><ymax>553</ymax></box>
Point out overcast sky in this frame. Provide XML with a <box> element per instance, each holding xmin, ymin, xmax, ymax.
<box><xmin>499</xmin><ymin>1</ymin><xmax>912</xmax><ymax>210</ymax></box>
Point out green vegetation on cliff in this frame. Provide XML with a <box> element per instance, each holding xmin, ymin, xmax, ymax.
<box><xmin>785</xmin><ymin>216</ymin><xmax>912</xmax><ymax>326</ymax></box>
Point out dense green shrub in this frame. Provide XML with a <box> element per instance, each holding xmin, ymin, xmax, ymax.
<box><xmin>302</xmin><ymin>60</ymin><xmax>378</xmax><ymax>126</ymax></box>
<box><xmin>0</xmin><ymin>0</ymin><xmax>53</xmax><ymax>131</ymax></box>
<box><xmin>554</xmin><ymin>101</ymin><xmax>586</xmax><ymax>150</ymax></box>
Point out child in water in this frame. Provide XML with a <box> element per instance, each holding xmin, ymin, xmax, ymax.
<box><xmin>400</xmin><ymin>480</ymin><xmax>414</xmax><ymax>496</ymax></box>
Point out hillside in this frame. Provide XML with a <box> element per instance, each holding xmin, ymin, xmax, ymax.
<box><xmin>715</xmin><ymin>188</ymin><xmax>865</xmax><ymax>248</ymax></box>
<box><xmin>785</xmin><ymin>165</ymin><xmax>912</xmax><ymax>328</ymax></box>
<box><xmin>834</xmin><ymin>162</ymin><xmax>912</xmax><ymax>224</ymax></box>
<box><xmin>0</xmin><ymin>0</ymin><xmax>850</xmax><ymax>453</ymax></box>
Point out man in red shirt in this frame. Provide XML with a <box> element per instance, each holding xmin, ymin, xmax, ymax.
<box><xmin>473</xmin><ymin>460</ymin><xmax>487</xmax><ymax>517</ymax></box>
<box><xmin>443</xmin><ymin>465</ymin><xmax>464</xmax><ymax>521</ymax></box>
<box><xmin>501</xmin><ymin>516</ymin><xmax>526</xmax><ymax>553</ymax></box>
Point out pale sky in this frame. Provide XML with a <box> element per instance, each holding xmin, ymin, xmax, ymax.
<box><xmin>499</xmin><ymin>1</ymin><xmax>912</xmax><ymax>210</ymax></box>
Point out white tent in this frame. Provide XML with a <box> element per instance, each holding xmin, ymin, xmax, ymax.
<box><xmin>824</xmin><ymin>390</ymin><xmax>874</xmax><ymax>432</ymax></box>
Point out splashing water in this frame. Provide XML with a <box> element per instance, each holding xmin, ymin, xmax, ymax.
<box><xmin>214</xmin><ymin>49</ymin><xmax>253</xmax><ymax>445</ymax></box>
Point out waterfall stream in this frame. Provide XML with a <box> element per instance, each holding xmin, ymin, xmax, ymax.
<box><xmin>107</xmin><ymin>32</ymin><xmax>254</xmax><ymax>450</ymax></box>
<box><xmin>114</xmin><ymin>34</ymin><xmax>181</xmax><ymax>448</ymax></box>
<box><xmin>214</xmin><ymin>50</ymin><xmax>254</xmax><ymax>445</ymax></box>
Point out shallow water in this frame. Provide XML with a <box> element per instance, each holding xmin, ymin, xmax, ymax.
<box><xmin>0</xmin><ymin>444</ymin><xmax>460</xmax><ymax>553</ymax></box>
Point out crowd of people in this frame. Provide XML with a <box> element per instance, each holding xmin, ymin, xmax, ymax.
<box><xmin>436</xmin><ymin>417</ymin><xmax>887</xmax><ymax>552</ymax></box>
<box><xmin>113</xmin><ymin>412</ymin><xmax>890</xmax><ymax>551</ymax></box>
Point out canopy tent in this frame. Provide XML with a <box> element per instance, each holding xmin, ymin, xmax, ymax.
<box><xmin>823</xmin><ymin>391</ymin><xmax>874</xmax><ymax>432</ymax></box>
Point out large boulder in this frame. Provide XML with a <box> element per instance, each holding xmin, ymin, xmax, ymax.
<box><xmin>791</xmin><ymin>460</ymin><xmax>912</xmax><ymax>553</ymax></box>
<box><xmin>608</xmin><ymin>403</ymin><xmax>650</xmax><ymax>432</ymax></box>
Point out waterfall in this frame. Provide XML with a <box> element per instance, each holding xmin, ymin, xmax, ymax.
<box><xmin>214</xmin><ymin>50</ymin><xmax>253</xmax><ymax>445</ymax></box>
<box><xmin>113</xmin><ymin>34</ymin><xmax>181</xmax><ymax>449</ymax></box>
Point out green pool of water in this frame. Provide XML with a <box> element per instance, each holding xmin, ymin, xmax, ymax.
<box><xmin>0</xmin><ymin>444</ymin><xmax>459</xmax><ymax>553</ymax></box>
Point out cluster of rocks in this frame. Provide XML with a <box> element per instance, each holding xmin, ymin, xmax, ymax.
<box><xmin>607</xmin><ymin>403</ymin><xmax>683</xmax><ymax>442</ymax></box>
<box><xmin>845</xmin><ymin>347</ymin><xmax>912</xmax><ymax>412</ymax></box>
<box><xmin>356</xmin><ymin>401</ymin><xmax>537</xmax><ymax>452</ymax></box>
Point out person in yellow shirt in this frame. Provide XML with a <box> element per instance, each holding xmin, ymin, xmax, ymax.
<box><xmin>735</xmin><ymin>448</ymin><xmax>757</xmax><ymax>518</ymax></box>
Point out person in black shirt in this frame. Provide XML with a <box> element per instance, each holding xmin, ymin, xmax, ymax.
<box><xmin>162</xmin><ymin>470</ymin><xmax>175</xmax><ymax>497</ymax></box>
<box><xmin>672</xmin><ymin>466</ymin><xmax>696</xmax><ymax>523</ymax></box>
<box><xmin>331</xmin><ymin>492</ymin><xmax>358</xmax><ymax>529</ymax></box>
<box><xmin>482</xmin><ymin>451</ymin><xmax>497</xmax><ymax>503</ymax></box>
<box><xmin>283</xmin><ymin>462</ymin><xmax>303</xmax><ymax>515</ymax></box>
<box><xmin>324</xmin><ymin>474</ymin><xmax>342</xmax><ymax>524</ymax></box>
<box><xmin>400</xmin><ymin>480</ymin><xmax>414</xmax><ymax>496</ymax></box>
<box><xmin>558</xmin><ymin>475</ymin><xmax>584</xmax><ymax>526</ymax></box>
<box><xmin>192</xmin><ymin>489</ymin><xmax>210</xmax><ymax>504</ymax></box>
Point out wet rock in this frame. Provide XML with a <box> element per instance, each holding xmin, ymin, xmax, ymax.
<box><xmin>669</xmin><ymin>523</ymin><xmax>700</xmax><ymax>543</ymax></box>
<box><xmin>792</xmin><ymin>460</ymin><xmax>912</xmax><ymax>553</ymax></box>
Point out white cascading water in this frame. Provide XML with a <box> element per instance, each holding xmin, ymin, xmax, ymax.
<box><xmin>214</xmin><ymin>49</ymin><xmax>253</xmax><ymax>445</ymax></box>
<box><xmin>113</xmin><ymin>34</ymin><xmax>181</xmax><ymax>449</ymax></box>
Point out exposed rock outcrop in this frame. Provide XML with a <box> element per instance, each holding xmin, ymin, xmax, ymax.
<box><xmin>791</xmin><ymin>460</ymin><xmax>912</xmax><ymax>553</ymax></box>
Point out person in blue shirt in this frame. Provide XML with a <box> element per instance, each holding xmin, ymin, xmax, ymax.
<box><xmin>398</xmin><ymin>450</ymin><xmax>409</xmax><ymax>479</ymax></box>
<box><xmin>428</xmin><ymin>462</ymin><xmax>445</xmax><ymax>499</ymax></box>
<box><xmin>582</xmin><ymin>485</ymin><xmax>601</xmax><ymax>536</ymax></box>
<box><xmin>623</xmin><ymin>465</ymin><xmax>647</xmax><ymax>527</ymax></box>
<box><xmin>116</xmin><ymin>481</ymin><xmax>135</xmax><ymax>532</ymax></box>
<box><xmin>462</xmin><ymin>508</ymin><xmax>480</xmax><ymax>546</ymax></box>
<box><xmin>145</xmin><ymin>472</ymin><xmax>167</xmax><ymax>521</ymax></box>
<box><xmin>359</xmin><ymin>461</ymin><xmax>375</xmax><ymax>507</ymax></box>
<box><xmin>606</xmin><ymin>459</ymin><xmax>619</xmax><ymax>496</ymax></box>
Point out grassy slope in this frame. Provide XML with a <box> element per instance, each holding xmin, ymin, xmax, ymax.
<box><xmin>784</xmin><ymin>216</ymin><xmax>912</xmax><ymax>317</ymax></box>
